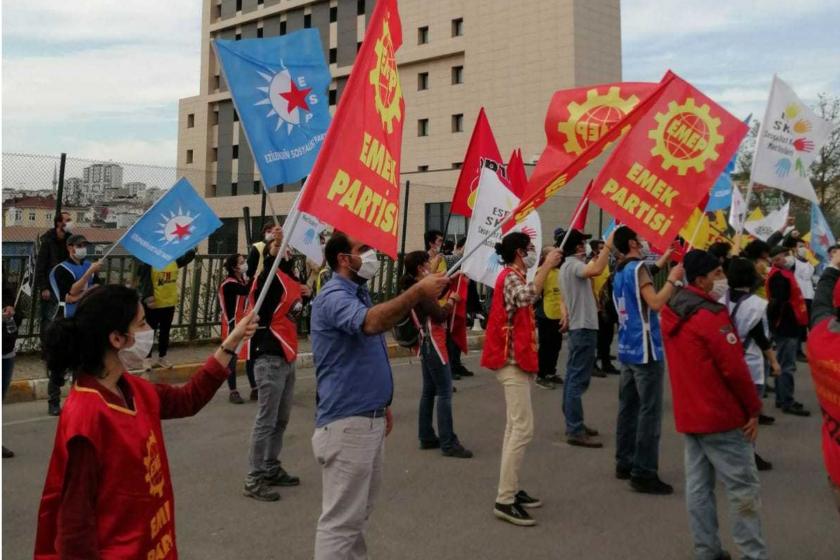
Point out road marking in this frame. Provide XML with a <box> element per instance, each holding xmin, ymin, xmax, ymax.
<box><xmin>3</xmin><ymin>416</ymin><xmax>57</xmax><ymax>427</ymax></box>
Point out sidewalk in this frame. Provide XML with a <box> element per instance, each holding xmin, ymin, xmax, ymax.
<box><xmin>5</xmin><ymin>332</ymin><xmax>486</xmax><ymax>404</ymax></box>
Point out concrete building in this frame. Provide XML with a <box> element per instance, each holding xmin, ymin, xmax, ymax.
<box><xmin>124</xmin><ymin>181</ymin><xmax>147</xmax><ymax>197</ymax></box>
<box><xmin>177</xmin><ymin>0</ymin><xmax>622</xmax><ymax>254</ymax></box>
<box><xmin>2</xmin><ymin>196</ymin><xmax>88</xmax><ymax>230</ymax></box>
<box><xmin>82</xmin><ymin>163</ymin><xmax>124</xmax><ymax>201</ymax></box>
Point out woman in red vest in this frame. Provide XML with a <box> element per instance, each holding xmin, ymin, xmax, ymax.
<box><xmin>35</xmin><ymin>284</ymin><xmax>256</xmax><ymax>559</ymax></box>
<box><xmin>481</xmin><ymin>231</ymin><xmax>562</xmax><ymax>527</ymax></box>
<box><xmin>218</xmin><ymin>253</ymin><xmax>254</xmax><ymax>404</ymax></box>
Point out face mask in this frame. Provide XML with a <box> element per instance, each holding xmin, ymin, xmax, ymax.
<box><xmin>522</xmin><ymin>249</ymin><xmax>538</xmax><ymax>269</ymax></box>
<box><xmin>710</xmin><ymin>278</ymin><xmax>729</xmax><ymax>301</ymax></box>
<box><xmin>63</xmin><ymin>221</ymin><xmax>74</xmax><ymax>232</ymax></box>
<box><xmin>784</xmin><ymin>255</ymin><xmax>795</xmax><ymax>269</ymax></box>
<box><xmin>117</xmin><ymin>328</ymin><xmax>154</xmax><ymax>371</ymax></box>
<box><xmin>73</xmin><ymin>247</ymin><xmax>87</xmax><ymax>260</ymax></box>
<box><xmin>352</xmin><ymin>249</ymin><xmax>379</xmax><ymax>280</ymax></box>
<box><xmin>264</xmin><ymin>233</ymin><xmax>275</xmax><ymax>242</ymax></box>
<box><xmin>796</xmin><ymin>247</ymin><xmax>807</xmax><ymax>259</ymax></box>
<box><xmin>237</xmin><ymin>263</ymin><xmax>248</xmax><ymax>275</ymax></box>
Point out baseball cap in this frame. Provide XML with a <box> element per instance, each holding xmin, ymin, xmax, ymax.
<box><xmin>66</xmin><ymin>234</ymin><xmax>89</xmax><ymax>246</ymax></box>
<box><xmin>560</xmin><ymin>229</ymin><xmax>592</xmax><ymax>254</ymax></box>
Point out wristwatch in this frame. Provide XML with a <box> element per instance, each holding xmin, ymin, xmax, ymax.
<box><xmin>220</xmin><ymin>345</ymin><xmax>237</xmax><ymax>357</ymax></box>
<box><xmin>667</xmin><ymin>279</ymin><xmax>683</xmax><ymax>288</ymax></box>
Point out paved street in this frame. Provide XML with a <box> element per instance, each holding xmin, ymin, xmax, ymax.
<box><xmin>3</xmin><ymin>351</ymin><xmax>838</xmax><ymax>559</ymax></box>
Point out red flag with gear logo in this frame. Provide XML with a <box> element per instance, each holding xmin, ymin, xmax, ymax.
<box><xmin>589</xmin><ymin>73</ymin><xmax>748</xmax><ymax>251</ymax></box>
<box><xmin>296</xmin><ymin>0</ymin><xmax>404</xmax><ymax>257</ymax></box>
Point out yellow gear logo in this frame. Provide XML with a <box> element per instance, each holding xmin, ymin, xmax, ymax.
<box><xmin>143</xmin><ymin>431</ymin><xmax>166</xmax><ymax>498</ymax></box>
<box><xmin>559</xmin><ymin>87</ymin><xmax>640</xmax><ymax>155</ymax></box>
<box><xmin>649</xmin><ymin>98</ymin><xmax>723</xmax><ymax>175</ymax></box>
<box><xmin>368</xmin><ymin>18</ymin><xmax>402</xmax><ymax>134</ymax></box>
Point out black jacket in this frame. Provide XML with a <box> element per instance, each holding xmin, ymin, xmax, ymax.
<box><xmin>34</xmin><ymin>229</ymin><xmax>69</xmax><ymax>292</ymax></box>
<box><xmin>811</xmin><ymin>266</ymin><xmax>840</xmax><ymax>327</ymax></box>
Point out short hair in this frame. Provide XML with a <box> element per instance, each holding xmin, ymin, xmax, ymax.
<box><xmin>455</xmin><ymin>237</ymin><xmax>466</xmax><ymax>249</ymax></box>
<box><xmin>325</xmin><ymin>232</ymin><xmax>352</xmax><ymax>271</ymax></box>
<box><xmin>495</xmin><ymin>231</ymin><xmax>531</xmax><ymax>264</ymax></box>
<box><xmin>424</xmin><ymin>230</ymin><xmax>444</xmax><ymax>250</ymax></box>
<box><xmin>261</xmin><ymin>222</ymin><xmax>276</xmax><ymax>235</ymax></box>
<box><xmin>726</xmin><ymin>257</ymin><xmax>759</xmax><ymax>290</ymax></box>
<box><xmin>613</xmin><ymin>226</ymin><xmax>637</xmax><ymax>254</ymax></box>
<box><xmin>708</xmin><ymin>241</ymin><xmax>732</xmax><ymax>262</ymax></box>
<box><xmin>742</xmin><ymin>239</ymin><xmax>770</xmax><ymax>260</ymax></box>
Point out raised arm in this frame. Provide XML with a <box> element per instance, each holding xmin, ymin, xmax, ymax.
<box><xmin>363</xmin><ymin>273</ymin><xmax>450</xmax><ymax>335</ymax></box>
<box><xmin>640</xmin><ymin>263</ymin><xmax>684</xmax><ymax>312</ymax></box>
<box><xmin>581</xmin><ymin>230</ymin><xmax>616</xmax><ymax>278</ymax></box>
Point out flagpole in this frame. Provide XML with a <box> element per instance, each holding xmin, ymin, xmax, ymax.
<box><xmin>686</xmin><ymin>211</ymin><xmax>707</xmax><ymax>249</ymax></box>
<box><xmin>556</xmin><ymin>192</ymin><xmax>592</xmax><ymax>253</ymax></box>
<box><xmin>735</xmin><ymin>83</ymin><xmax>772</xmax><ymax>249</ymax></box>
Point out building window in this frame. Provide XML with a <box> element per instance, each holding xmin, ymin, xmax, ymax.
<box><xmin>452</xmin><ymin>162</ymin><xmax>463</xmax><ymax>169</ymax></box>
<box><xmin>232</xmin><ymin>145</ymin><xmax>239</xmax><ymax>159</ymax></box>
<box><xmin>214</xmin><ymin>75</ymin><xmax>221</xmax><ymax>91</ymax></box>
<box><xmin>329</xmin><ymin>48</ymin><xmax>337</xmax><ymax>64</ymax></box>
<box><xmin>231</xmin><ymin>182</ymin><xmax>238</xmax><ymax>196</ymax></box>
<box><xmin>452</xmin><ymin>65</ymin><xmax>463</xmax><ymax>84</ymax></box>
<box><xmin>418</xmin><ymin>72</ymin><xmax>429</xmax><ymax>90</ymax></box>
<box><xmin>257</xmin><ymin>27</ymin><xmax>263</xmax><ymax>38</ymax></box>
<box><xmin>418</xmin><ymin>118</ymin><xmax>429</xmax><ymax>137</ymax></box>
<box><xmin>452</xmin><ymin>113</ymin><xmax>464</xmax><ymax>133</ymax></box>
<box><xmin>236</xmin><ymin>0</ymin><xmax>242</xmax><ymax>12</ymax></box>
<box><xmin>330</xmin><ymin>6</ymin><xmax>337</xmax><ymax>22</ymax></box>
<box><xmin>187</xmin><ymin>113</ymin><xmax>195</xmax><ymax>128</ymax></box>
<box><xmin>425</xmin><ymin>202</ymin><xmax>466</xmax><ymax>240</ymax></box>
<box><xmin>235</xmin><ymin>32</ymin><xmax>242</xmax><ymax>41</ymax></box>
<box><xmin>209</xmin><ymin>218</ymin><xmax>239</xmax><ymax>255</ymax></box>
<box><xmin>258</xmin><ymin>0</ymin><xmax>263</xmax><ymax>5</ymax></box>
<box><xmin>357</xmin><ymin>0</ymin><xmax>365</xmax><ymax>15</ymax></box>
<box><xmin>13</xmin><ymin>209</ymin><xmax>22</xmax><ymax>221</ymax></box>
<box><xmin>452</xmin><ymin>18</ymin><xmax>463</xmax><ymax>37</ymax></box>
<box><xmin>212</xmin><ymin>109</ymin><xmax>219</xmax><ymax>125</ymax></box>
<box><xmin>186</xmin><ymin>149</ymin><xmax>194</xmax><ymax>164</ymax></box>
<box><xmin>29</xmin><ymin>211</ymin><xmax>36</xmax><ymax>222</ymax></box>
<box><xmin>280</xmin><ymin>20</ymin><xmax>286</xmax><ymax>35</ymax></box>
<box><xmin>417</xmin><ymin>165</ymin><xmax>429</xmax><ymax>172</ymax></box>
<box><xmin>418</xmin><ymin>26</ymin><xmax>429</xmax><ymax>44</ymax></box>
<box><xmin>46</xmin><ymin>212</ymin><xmax>53</xmax><ymax>222</ymax></box>
<box><xmin>329</xmin><ymin>89</ymin><xmax>337</xmax><ymax>106</ymax></box>
<box><xmin>304</xmin><ymin>14</ymin><xmax>311</xmax><ymax>28</ymax></box>
<box><xmin>212</xmin><ymin>147</ymin><xmax>219</xmax><ymax>162</ymax></box>
<box><xmin>216</xmin><ymin>4</ymin><xmax>222</xmax><ymax>19</ymax></box>
<box><xmin>253</xmin><ymin>180</ymin><xmax>261</xmax><ymax>194</ymax></box>
<box><xmin>357</xmin><ymin>41</ymin><xmax>362</xmax><ymax>53</ymax></box>
<box><xmin>233</xmin><ymin>109</ymin><xmax>239</xmax><ymax>122</ymax></box>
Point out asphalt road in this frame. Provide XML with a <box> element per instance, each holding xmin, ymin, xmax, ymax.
<box><xmin>3</xmin><ymin>351</ymin><xmax>838</xmax><ymax>559</ymax></box>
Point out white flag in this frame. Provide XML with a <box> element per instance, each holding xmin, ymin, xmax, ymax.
<box><xmin>462</xmin><ymin>166</ymin><xmax>541</xmax><ymax>288</ymax></box>
<box><xmin>744</xmin><ymin>201</ymin><xmax>790</xmax><ymax>241</ymax></box>
<box><xmin>286</xmin><ymin>191</ymin><xmax>327</xmax><ymax>266</ymax></box>
<box><xmin>751</xmin><ymin>75</ymin><xmax>834</xmax><ymax>202</ymax></box>
<box><xmin>728</xmin><ymin>186</ymin><xmax>747</xmax><ymax>231</ymax></box>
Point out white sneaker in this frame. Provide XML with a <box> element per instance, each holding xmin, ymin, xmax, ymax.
<box><xmin>142</xmin><ymin>357</ymin><xmax>154</xmax><ymax>372</ymax></box>
<box><xmin>157</xmin><ymin>357</ymin><xmax>173</xmax><ymax>369</ymax></box>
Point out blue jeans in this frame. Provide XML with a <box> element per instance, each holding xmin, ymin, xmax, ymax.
<box><xmin>773</xmin><ymin>335</ymin><xmax>798</xmax><ymax>408</ymax></box>
<box><xmin>615</xmin><ymin>360</ymin><xmax>664</xmax><ymax>478</ymax></box>
<box><xmin>684</xmin><ymin>429</ymin><xmax>768</xmax><ymax>560</ymax></box>
<box><xmin>563</xmin><ymin>328</ymin><xmax>598</xmax><ymax>436</ymax></box>
<box><xmin>418</xmin><ymin>337</ymin><xmax>457</xmax><ymax>451</ymax></box>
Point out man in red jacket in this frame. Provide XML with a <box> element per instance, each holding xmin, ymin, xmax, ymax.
<box><xmin>661</xmin><ymin>250</ymin><xmax>768</xmax><ymax>560</ymax></box>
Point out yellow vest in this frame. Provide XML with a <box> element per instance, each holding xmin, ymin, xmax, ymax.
<box><xmin>151</xmin><ymin>262</ymin><xmax>179</xmax><ymax>308</ymax></box>
<box><xmin>592</xmin><ymin>266</ymin><xmax>610</xmax><ymax>300</ymax></box>
<box><xmin>435</xmin><ymin>255</ymin><xmax>448</xmax><ymax>305</ymax></box>
<box><xmin>252</xmin><ymin>241</ymin><xmax>266</xmax><ymax>278</ymax></box>
<box><xmin>754</xmin><ymin>259</ymin><xmax>769</xmax><ymax>299</ymax></box>
<box><xmin>542</xmin><ymin>268</ymin><xmax>565</xmax><ymax>320</ymax></box>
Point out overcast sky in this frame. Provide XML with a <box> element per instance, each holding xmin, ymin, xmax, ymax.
<box><xmin>2</xmin><ymin>0</ymin><xmax>839</xmax><ymax>173</ymax></box>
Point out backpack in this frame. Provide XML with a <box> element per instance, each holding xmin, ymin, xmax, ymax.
<box><xmin>392</xmin><ymin>309</ymin><xmax>421</xmax><ymax>348</ymax></box>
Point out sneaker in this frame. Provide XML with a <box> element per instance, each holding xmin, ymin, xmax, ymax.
<box><xmin>493</xmin><ymin>502</ymin><xmax>536</xmax><ymax>527</ymax></box>
<box><xmin>419</xmin><ymin>439</ymin><xmax>441</xmax><ymax>450</ymax></box>
<box><xmin>157</xmin><ymin>356</ymin><xmax>173</xmax><ymax>369</ymax></box>
<box><xmin>547</xmin><ymin>374</ymin><xmax>564</xmax><ymax>385</ymax></box>
<box><xmin>615</xmin><ymin>466</ymin><xmax>632</xmax><ymax>480</ymax></box>
<box><xmin>243</xmin><ymin>480</ymin><xmax>280</xmax><ymax>502</ymax></box>
<box><xmin>535</xmin><ymin>378</ymin><xmax>555</xmax><ymax>390</ymax></box>
<box><xmin>566</xmin><ymin>433</ymin><xmax>603</xmax><ymax>448</ymax></box>
<box><xmin>442</xmin><ymin>443</ymin><xmax>473</xmax><ymax>459</ymax></box>
<box><xmin>2</xmin><ymin>446</ymin><xmax>14</xmax><ymax>459</ymax></box>
<box><xmin>758</xmin><ymin>414</ymin><xmax>775</xmax><ymax>425</ymax></box>
<box><xmin>600</xmin><ymin>363</ymin><xmax>620</xmax><ymax>375</ymax></box>
<box><xmin>249</xmin><ymin>388</ymin><xmax>258</xmax><ymax>401</ymax></box>
<box><xmin>782</xmin><ymin>405</ymin><xmax>811</xmax><ymax>417</ymax></box>
<box><xmin>583</xmin><ymin>424</ymin><xmax>599</xmax><ymax>437</ymax></box>
<box><xmin>515</xmin><ymin>490</ymin><xmax>542</xmax><ymax>508</ymax></box>
<box><xmin>143</xmin><ymin>357</ymin><xmax>154</xmax><ymax>371</ymax></box>
<box><xmin>630</xmin><ymin>476</ymin><xmax>674</xmax><ymax>495</ymax></box>
<box><xmin>47</xmin><ymin>401</ymin><xmax>61</xmax><ymax>416</ymax></box>
<box><xmin>229</xmin><ymin>390</ymin><xmax>245</xmax><ymax>404</ymax></box>
<box><xmin>755</xmin><ymin>453</ymin><xmax>773</xmax><ymax>471</ymax></box>
<box><xmin>456</xmin><ymin>366</ymin><xmax>475</xmax><ymax>377</ymax></box>
<box><xmin>265</xmin><ymin>468</ymin><xmax>300</xmax><ymax>487</ymax></box>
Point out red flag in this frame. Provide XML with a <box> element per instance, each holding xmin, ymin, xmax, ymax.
<box><xmin>507</xmin><ymin>149</ymin><xmax>528</xmax><ymax>198</ymax></box>
<box><xmin>589</xmin><ymin>73</ymin><xmax>749</xmax><ymax>251</ymax></box>
<box><xmin>570</xmin><ymin>181</ymin><xmax>592</xmax><ymax>231</ymax></box>
<box><xmin>450</xmin><ymin>108</ymin><xmax>503</xmax><ymax>217</ymax></box>
<box><xmin>296</xmin><ymin>0</ymin><xmax>404</xmax><ymax>257</ymax></box>
<box><xmin>528</xmin><ymin>82</ymin><xmax>658</xmax><ymax>194</ymax></box>
<box><xmin>448</xmin><ymin>273</ymin><xmax>469</xmax><ymax>353</ymax></box>
<box><xmin>504</xmin><ymin>75</ymin><xmax>675</xmax><ymax>233</ymax></box>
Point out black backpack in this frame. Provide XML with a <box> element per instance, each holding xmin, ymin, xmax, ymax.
<box><xmin>393</xmin><ymin>309</ymin><xmax>421</xmax><ymax>348</ymax></box>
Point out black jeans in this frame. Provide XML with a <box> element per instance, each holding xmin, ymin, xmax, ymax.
<box><xmin>536</xmin><ymin>316</ymin><xmax>562</xmax><ymax>380</ymax></box>
<box><xmin>446</xmin><ymin>332</ymin><xmax>463</xmax><ymax>371</ymax></box>
<box><xmin>145</xmin><ymin>306</ymin><xmax>175</xmax><ymax>358</ymax></box>
<box><xmin>597</xmin><ymin>311</ymin><xmax>615</xmax><ymax>367</ymax></box>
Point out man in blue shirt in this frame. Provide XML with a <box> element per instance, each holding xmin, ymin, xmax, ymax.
<box><xmin>310</xmin><ymin>232</ymin><xmax>448</xmax><ymax>560</ymax></box>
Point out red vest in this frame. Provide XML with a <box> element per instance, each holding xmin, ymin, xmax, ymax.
<box><xmin>480</xmin><ymin>267</ymin><xmax>538</xmax><ymax>373</ymax></box>
<box><xmin>807</xmin><ymin>316</ymin><xmax>840</xmax><ymax>487</ymax></box>
<box><xmin>767</xmin><ymin>266</ymin><xmax>808</xmax><ymax>326</ymax></box>
<box><xmin>218</xmin><ymin>277</ymin><xmax>249</xmax><ymax>359</ymax></box>
<box><xmin>417</xmin><ymin>315</ymin><xmax>450</xmax><ymax>365</ymax></box>
<box><xmin>35</xmin><ymin>376</ymin><xmax>177</xmax><ymax>560</ymax></box>
<box><xmin>248</xmin><ymin>269</ymin><xmax>302</xmax><ymax>363</ymax></box>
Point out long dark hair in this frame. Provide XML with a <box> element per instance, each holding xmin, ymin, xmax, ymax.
<box><xmin>399</xmin><ymin>250</ymin><xmax>430</xmax><ymax>291</ymax></box>
<box><xmin>495</xmin><ymin>232</ymin><xmax>530</xmax><ymax>264</ymax></box>
<box><xmin>224</xmin><ymin>253</ymin><xmax>242</xmax><ymax>277</ymax></box>
<box><xmin>43</xmin><ymin>285</ymin><xmax>139</xmax><ymax>379</ymax></box>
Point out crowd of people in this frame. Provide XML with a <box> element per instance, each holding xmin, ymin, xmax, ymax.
<box><xmin>3</xmin><ymin>209</ymin><xmax>838</xmax><ymax>560</ymax></box>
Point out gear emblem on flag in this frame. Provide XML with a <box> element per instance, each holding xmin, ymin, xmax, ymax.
<box><xmin>649</xmin><ymin>98</ymin><xmax>723</xmax><ymax>175</ymax></box>
<box><xmin>559</xmin><ymin>86</ymin><xmax>641</xmax><ymax>155</ymax></box>
<box><xmin>369</xmin><ymin>18</ymin><xmax>402</xmax><ymax>134</ymax></box>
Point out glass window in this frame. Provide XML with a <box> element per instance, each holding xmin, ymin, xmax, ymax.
<box><xmin>232</xmin><ymin>145</ymin><xmax>239</xmax><ymax>159</ymax></box>
<box><xmin>208</xmin><ymin>218</ymin><xmax>239</xmax><ymax>255</ymax></box>
<box><xmin>304</xmin><ymin>14</ymin><xmax>311</xmax><ymax>28</ymax></box>
<box><xmin>329</xmin><ymin>48</ymin><xmax>337</xmax><ymax>64</ymax></box>
<box><xmin>452</xmin><ymin>65</ymin><xmax>463</xmax><ymax>85</ymax></box>
<box><xmin>330</xmin><ymin>6</ymin><xmax>337</xmax><ymax>22</ymax></box>
<box><xmin>357</xmin><ymin>0</ymin><xmax>365</xmax><ymax>16</ymax></box>
<box><xmin>452</xmin><ymin>113</ymin><xmax>464</xmax><ymax>133</ymax></box>
<box><xmin>418</xmin><ymin>118</ymin><xmax>429</xmax><ymax>137</ymax></box>
<box><xmin>186</xmin><ymin>149</ymin><xmax>194</xmax><ymax>164</ymax></box>
<box><xmin>418</xmin><ymin>72</ymin><xmax>429</xmax><ymax>90</ymax></box>
<box><xmin>418</xmin><ymin>26</ymin><xmax>429</xmax><ymax>44</ymax></box>
<box><xmin>187</xmin><ymin>113</ymin><xmax>195</xmax><ymax>128</ymax></box>
<box><xmin>452</xmin><ymin>18</ymin><xmax>463</xmax><ymax>37</ymax></box>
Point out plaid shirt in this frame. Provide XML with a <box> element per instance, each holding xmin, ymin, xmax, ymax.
<box><xmin>502</xmin><ymin>267</ymin><xmax>536</xmax><ymax>361</ymax></box>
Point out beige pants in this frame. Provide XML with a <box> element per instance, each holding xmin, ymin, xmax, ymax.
<box><xmin>496</xmin><ymin>364</ymin><xmax>535</xmax><ymax>504</ymax></box>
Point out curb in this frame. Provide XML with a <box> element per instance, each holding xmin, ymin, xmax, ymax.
<box><xmin>6</xmin><ymin>334</ymin><xmax>485</xmax><ymax>404</ymax></box>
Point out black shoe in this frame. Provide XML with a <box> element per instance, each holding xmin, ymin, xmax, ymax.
<box><xmin>229</xmin><ymin>390</ymin><xmax>245</xmax><ymax>404</ymax></box>
<box><xmin>515</xmin><ymin>490</ymin><xmax>542</xmax><ymax>508</ymax></box>
<box><xmin>451</xmin><ymin>371</ymin><xmax>462</xmax><ymax>380</ymax></box>
<box><xmin>47</xmin><ymin>402</ymin><xmax>61</xmax><ymax>416</ymax></box>
<box><xmin>249</xmin><ymin>388</ymin><xmax>258</xmax><ymax>401</ymax></box>
<box><xmin>243</xmin><ymin>481</ymin><xmax>280</xmax><ymax>501</ymax></box>
<box><xmin>535</xmin><ymin>378</ymin><xmax>555</xmax><ymax>390</ymax></box>
<box><xmin>566</xmin><ymin>433</ymin><xmax>603</xmax><ymax>448</ymax></box>
<box><xmin>715</xmin><ymin>551</ymin><xmax>732</xmax><ymax>560</ymax></box>
<box><xmin>601</xmin><ymin>363</ymin><xmax>620</xmax><ymax>375</ymax></box>
<box><xmin>493</xmin><ymin>502</ymin><xmax>536</xmax><ymax>526</ymax></box>
<box><xmin>615</xmin><ymin>466</ymin><xmax>632</xmax><ymax>480</ymax></box>
<box><xmin>782</xmin><ymin>406</ymin><xmax>811</xmax><ymax>417</ymax></box>
<box><xmin>442</xmin><ymin>443</ymin><xmax>473</xmax><ymax>459</ymax></box>
<box><xmin>419</xmin><ymin>439</ymin><xmax>441</xmax><ymax>450</ymax></box>
<box><xmin>755</xmin><ymin>453</ymin><xmax>773</xmax><ymax>471</ymax></box>
<box><xmin>583</xmin><ymin>424</ymin><xmax>599</xmax><ymax>437</ymax></box>
<box><xmin>758</xmin><ymin>414</ymin><xmax>775</xmax><ymax>425</ymax></box>
<box><xmin>630</xmin><ymin>476</ymin><xmax>674</xmax><ymax>495</ymax></box>
<box><xmin>265</xmin><ymin>468</ymin><xmax>300</xmax><ymax>487</ymax></box>
<box><xmin>2</xmin><ymin>446</ymin><xmax>14</xmax><ymax>459</ymax></box>
<box><xmin>547</xmin><ymin>374</ymin><xmax>564</xmax><ymax>385</ymax></box>
<box><xmin>456</xmin><ymin>366</ymin><xmax>475</xmax><ymax>377</ymax></box>
<box><xmin>591</xmin><ymin>368</ymin><xmax>607</xmax><ymax>378</ymax></box>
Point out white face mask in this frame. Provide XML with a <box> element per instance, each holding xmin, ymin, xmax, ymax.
<box><xmin>73</xmin><ymin>246</ymin><xmax>88</xmax><ymax>260</ymax></box>
<box><xmin>710</xmin><ymin>278</ymin><xmax>729</xmax><ymax>301</ymax></box>
<box><xmin>522</xmin><ymin>249</ymin><xmax>538</xmax><ymax>269</ymax></box>
<box><xmin>264</xmin><ymin>233</ymin><xmax>275</xmax><ymax>242</ymax></box>
<box><xmin>118</xmin><ymin>328</ymin><xmax>154</xmax><ymax>371</ymax></box>
<box><xmin>784</xmin><ymin>255</ymin><xmax>796</xmax><ymax>269</ymax></box>
<box><xmin>352</xmin><ymin>249</ymin><xmax>379</xmax><ymax>280</ymax></box>
<box><xmin>63</xmin><ymin>221</ymin><xmax>74</xmax><ymax>233</ymax></box>
<box><xmin>796</xmin><ymin>247</ymin><xmax>807</xmax><ymax>259</ymax></box>
<box><xmin>237</xmin><ymin>263</ymin><xmax>248</xmax><ymax>275</ymax></box>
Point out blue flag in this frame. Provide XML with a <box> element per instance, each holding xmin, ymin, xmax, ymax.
<box><xmin>810</xmin><ymin>202</ymin><xmax>836</xmax><ymax>262</ymax></box>
<box><xmin>704</xmin><ymin>153</ymin><xmax>736</xmax><ymax>211</ymax></box>
<box><xmin>602</xmin><ymin>217</ymin><xmax>617</xmax><ymax>239</ymax></box>
<box><xmin>214</xmin><ymin>30</ymin><xmax>332</xmax><ymax>187</ymax></box>
<box><xmin>121</xmin><ymin>178</ymin><xmax>222</xmax><ymax>268</ymax></box>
